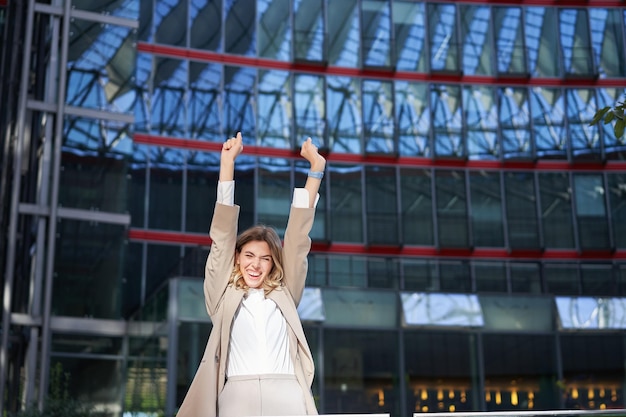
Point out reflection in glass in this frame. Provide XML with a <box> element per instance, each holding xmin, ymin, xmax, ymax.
<box><xmin>590</xmin><ymin>8</ymin><xmax>626</xmax><ymax>78</ymax></box>
<box><xmin>327</xmin><ymin>76</ymin><xmax>362</xmax><ymax>153</ymax></box>
<box><xmin>499</xmin><ymin>87</ymin><xmax>532</xmax><ymax>159</ymax></box>
<box><xmin>469</xmin><ymin>171</ymin><xmax>504</xmax><ymax>247</ymax></box>
<box><xmin>393</xmin><ymin>1</ymin><xmax>426</xmax><ymax>72</ymax></box>
<box><xmin>432</xmin><ymin>84</ymin><xmax>463</xmax><ymax>157</ymax></box>
<box><xmin>567</xmin><ymin>88</ymin><xmax>601</xmax><ymax>161</ymax></box>
<box><xmin>361</xmin><ymin>0</ymin><xmax>391</xmax><ymax>68</ymax></box>
<box><xmin>580</xmin><ymin>264</ymin><xmax>614</xmax><ymax>295</ymax></box>
<box><xmin>510</xmin><ymin>262</ymin><xmax>542</xmax><ymax>294</ymax></box>
<box><xmin>363</xmin><ymin>80</ymin><xmax>394</xmax><ymax>154</ymax></box>
<box><xmin>400</xmin><ymin>168</ymin><xmax>434</xmax><ymax>246</ymax></box>
<box><xmin>225</xmin><ymin>0</ymin><xmax>255</xmax><ymax>56</ymax></box>
<box><xmin>464</xmin><ymin>86</ymin><xmax>498</xmax><ymax>159</ymax></box>
<box><xmin>67</xmin><ymin>20</ymin><xmax>136</xmax><ymax>113</ymax></box>
<box><xmin>328</xmin><ymin>256</ymin><xmax>366</xmax><ymax>288</ymax></box>
<box><xmin>185</xmin><ymin>151</ymin><xmax>219</xmax><ymax>233</ymax></box>
<box><xmin>365</xmin><ymin>166</ymin><xmax>397</xmax><ymax>244</ymax></box>
<box><xmin>525</xmin><ymin>7</ymin><xmax>559</xmax><ymax>77</ymax></box>
<box><xmin>330</xmin><ymin>165</ymin><xmax>363</xmax><ymax>242</ymax></box>
<box><xmin>505</xmin><ymin>172</ymin><xmax>539</xmax><ymax>249</ymax></box>
<box><xmin>474</xmin><ymin>262</ymin><xmax>507</xmax><ymax>293</ymax></box>
<box><xmin>401</xmin><ymin>293</ymin><xmax>483</xmax><ymax>327</ymax></box>
<box><xmin>134</xmin><ymin>53</ymin><xmax>152</xmax><ymax>133</ymax></box>
<box><xmin>436</xmin><ymin>170</ymin><xmax>468</xmax><ymax>248</ymax></box>
<box><xmin>293</xmin><ymin>0</ymin><xmax>324</xmax><ymax>62</ymax></box>
<box><xmin>428</xmin><ymin>3</ymin><xmax>460</xmax><ymax>73</ymax></box>
<box><xmin>440</xmin><ymin>260</ymin><xmax>471</xmax><ymax>292</ymax></box>
<box><xmin>545</xmin><ymin>263</ymin><xmax>580</xmax><ymax>295</ymax></box>
<box><xmin>480</xmin><ymin>295</ymin><xmax>554</xmax><ymax>331</ymax></box>
<box><xmin>574</xmin><ymin>174</ymin><xmax>610</xmax><ymax>250</ymax></box>
<box><xmin>402</xmin><ymin>259</ymin><xmax>437</xmax><ymax>292</ymax></box>
<box><xmin>538</xmin><ymin>172</ymin><xmax>575</xmax><ymax>249</ymax></box>
<box><xmin>560</xmin><ymin>9</ymin><xmax>594</xmax><ymax>77</ymax></box>
<box><xmin>258</xmin><ymin>70</ymin><xmax>291</xmax><ymax>148</ymax></box>
<box><xmin>556</xmin><ymin>296</ymin><xmax>626</xmax><ymax>329</ymax></box>
<box><xmin>152</xmin><ymin>57</ymin><xmax>187</xmax><ymax>136</ymax></box>
<box><xmin>531</xmin><ymin>87</ymin><xmax>566</xmax><ymax>159</ymax></box>
<box><xmin>189</xmin><ymin>62</ymin><xmax>222</xmax><ymax>141</ymax></box>
<box><xmin>148</xmin><ymin>147</ymin><xmax>184</xmax><ymax>230</ymax></box>
<box><xmin>607</xmin><ymin>173</ymin><xmax>626</xmax><ymax>248</ymax></box>
<box><xmin>460</xmin><ymin>5</ymin><xmax>493</xmax><ymax>76</ymax></box>
<box><xmin>155</xmin><ymin>0</ymin><xmax>188</xmax><ymax>47</ymax></box>
<box><xmin>224</xmin><ymin>66</ymin><xmax>256</xmax><ymax>142</ymax></box>
<box><xmin>493</xmin><ymin>7</ymin><xmax>527</xmax><ymax>75</ymax></box>
<box><xmin>258</xmin><ymin>0</ymin><xmax>290</xmax><ymax>60</ymax></box>
<box><xmin>597</xmin><ymin>88</ymin><xmax>626</xmax><ymax>160</ymax></box>
<box><xmin>396</xmin><ymin>81</ymin><xmax>430</xmax><ymax>157</ymax></box>
<box><xmin>176</xmin><ymin>322</ymin><xmax>212</xmax><ymax>408</ymax></box>
<box><xmin>294</xmin><ymin>74</ymin><xmax>325</xmax><ymax>145</ymax></box>
<box><xmin>327</xmin><ymin>0</ymin><xmax>359</xmax><ymax>67</ymax></box>
<box><xmin>323</xmin><ymin>288</ymin><xmax>396</xmax><ymax>327</ymax></box>
<box><xmin>190</xmin><ymin>0</ymin><xmax>222</xmax><ymax>51</ymax></box>
<box><xmin>257</xmin><ymin>157</ymin><xmax>291</xmax><ymax>234</ymax></box>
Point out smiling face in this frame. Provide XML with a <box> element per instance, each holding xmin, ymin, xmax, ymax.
<box><xmin>236</xmin><ymin>240</ymin><xmax>274</xmax><ymax>289</ymax></box>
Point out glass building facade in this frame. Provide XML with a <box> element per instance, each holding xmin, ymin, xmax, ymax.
<box><xmin>1</xmin><ymin>0</ymin><xmax>626</xmax><ymax>416</ymax></box>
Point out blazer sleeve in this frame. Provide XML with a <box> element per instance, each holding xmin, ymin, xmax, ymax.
<box><xmin>204</xmin><ymin>202</ymin><xmax>239</xmax><ymax>317</ymax></box>
<box><xmin>281</xmin><ymin>205</ymin><xmax>316</xmax><ymax>306</ymax></box>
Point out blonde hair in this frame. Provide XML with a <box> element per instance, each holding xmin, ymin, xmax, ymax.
<box><xmin>229</xmin><ymin>225</ymin><xmax>284</xmax><ymax>295</ymax></box>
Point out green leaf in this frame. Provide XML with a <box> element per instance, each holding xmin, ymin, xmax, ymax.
<box><xmin>604</xmin><ymin>111</ymin><xmax>615</xmax><ymax>124</ymax></box>
<box><xmin>615</xmin><ymin>119</ymin><xmax>625</xmax><ymax>138</ymax></box>
<box><xmin>589</xmin><ymin>106</ymin><xmax>611</xmax><ymax>125</ymax></box>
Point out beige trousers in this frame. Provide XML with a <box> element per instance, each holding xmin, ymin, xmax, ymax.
<box><xmin>218</xmin><ymin>374</ymin><xmax>307</xmax><ymax>417</ymax></box>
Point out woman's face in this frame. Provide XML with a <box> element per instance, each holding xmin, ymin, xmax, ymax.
<box><xmin>236</xmin><ymin>240</ymin><xmax>273</xmax><ymax>289</ymax></box>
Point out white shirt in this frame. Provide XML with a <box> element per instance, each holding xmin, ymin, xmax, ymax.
<box><xmin>217</xmin><ymin>181</ymin><xmax>317</xmax><ymax>377</ymax></box>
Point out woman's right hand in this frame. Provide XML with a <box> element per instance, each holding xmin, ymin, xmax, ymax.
<box><xmin>221</xmin><ymin>131</ymin><xmax>244</xmax><ymax>164</ymax></box>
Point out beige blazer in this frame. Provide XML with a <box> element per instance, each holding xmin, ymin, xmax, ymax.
<box><xmin>176</xmin><ymin>202</ymin><xmax>318</xmax><ymax>417</ymax></box>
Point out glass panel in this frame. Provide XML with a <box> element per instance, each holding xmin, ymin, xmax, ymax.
<box><xmin>493</xmin><ymin>7</ymin><xmax>527</xmax><ymax>75</ymax></box>
<box><xmin>405</xmin><ymin>332</ymin><xmax>478</xmax><ymax>413</ymax></box>
<box><xmin>469</xmin><ymin>171</ymin><xmax>504</xmax><ymax>247</ymax></box>
<box><xmin>190</xmin><ymin>0</ymin><xmax>222</xmax><ymax>51</ymax></box>
<box><xmin>308</xmin><ymin>254</ymin><xmax>328</xmax><ymax>287</ymax></box>
<box><xmin>598</xmin><ymin>88</ymin><xmax>626</xmax><ymax>160</ymax></box>
<box><xmin>464</xmin><ymin>86</ymin><xmax>499</xmax><ymax>160</ymax></box>
<box><xmin>128</xmin><ymin>144</ymin><xmax>149</xmax><ymax>228</ymax></box>
<box><xmin>188</xmin><ymin>62</ymin><xmax>222</xmax><ymax>141</ymax></box>
<box><xmin>329</xmin><ymin>165</ymin><xmax>363</xmax><ymax>242</ymax></box>
<box><xmin>401</xmin><ymin>259</ymin><xmax>437</xmax><ymax>291</ymax></box>
<box><xmin>294</xmin><ymin>0</ymin><xmax>324</xmax><ymax>62</ymax></box>
<box><xmin>258</xmin><ymin>157</ymin><xmax>291</xmax><ymax>235</ymax></box>
<box><xmin>294</xmin><ymin>74</ymin><xmax>326</xmax><ymax>145</ymax></box>
<box><xmin>365</xmin><ymin>165</ymin><xmax>397</xmax><ymax>245</ymax></box>
<box><xmin>538</xmin><ymin>172</ymin><xmax>575</xmax><ymax>249</ymax></box>
<box><xmin>328</xmin><ymin>255</ymin><xmax>366</xmax><ymax>288</ymax></box>
<box><xmin>327</xmin><ymin>0</ymin><xmax>359</xmax><ymax>67</ymax></box>
<box><xmin>134</xmin><ymin>53</ymin><xmax>151</xmax><ymax>133</ymax></box>
<box><xmin>298</xmin><ymin>287</ymin><xmax>325</xmax><ymax>321</ymax></box>
<box><xmin>363</xmin><ymin>79</ymin><xmax>394</xmax><ymax>154</ymax></box>
<box><xmin>177</xmin><ymin>278</ymin><xmax>211</xmax><ymax>321</ymax></box>
<box><xmin>146</xmin><ymin>244</ymin><xmax>182</xmax><ymax>298</ymax></box>
<box><xmin>460</xmin><ymin>5</ymin><xmax>493</xmax><ymax>76</ymax></box>
<box><xmin>561</xmin><ymin>334</ymin><xmax>625</xmax><ymax>410</ymax></box>
<box><xmin>574</xmin><ymin>174</ymin><xmax>610</xmax><ymax>250</ymax></box>
<box><xmin>531</xmin><ymin>87</ymin><xmax>567</xmax><ymax>159</ymax></box>
<box><xmin>393</xmin><ymin>1</ymin><xmax>427</xmax><ymax>72</ymax></box>
<box><xmin>556</xmin><ymin>296</ymin><xmax>626</xmax><ymax>329</ymax></box>
<box><xmin>432</xmin><ymin>84</ymin><xmax>463</xmax><ymax>157</ymax></box>
<box><xmin>123</xmin><ymin>242</ymin><xmax>143</xmax><ymax>317</ymax></box>
<box><xmin>324</xmin><ymin>329</ymin><xmax>399</xmax><ymax>415</ymax></box>
<box><xmin>440</xmin><ymin>260</ymin><xmax>471</xmax><ymax>292</ymax></box>
<box><xmin>620</xmin><ymin>264</ymin><xmax>626</xmax><ymax>296</ymax></box>
<box><xmin>401</xmin><ymin>293</ymin><xmax>483</xmax><ymax>327</ymax></box>
<box><xmin>479</xmin><ymin>295</ymin><xmax>554</xmax><ymax>331</ymax></box>
<box><xmin>367</xmin><ymin>257</ymin><xmax>398</xmax><ymax>289</ymax></box>
<box><xmin>234</xmin><ymin>155</ymin><xmax>256</xmax><ymax>228</ymax></box>
<box><xmin>505</xmin><ymin>172</ymin><xmax>540</xmax><ymax>249</ymax></box>
<box><xmin>436</xmin><ymin>170</ymin><xmax>469</xmax><ymax>248</ymax></box>
<box><xmin>427</xmin><ymin>3</ymin><xmax>460</xmax><ymax>73</ymax></box>
<box><xmin>225</xmin><ymin>0</ymin><xmax>255</xmax><ymax>55</ymax></box>
<box><xmin>362</xmin><ymin>0</ymin><xmax>391</xmax><ymax>68</ymax></box>
<box><xmin>327</xmin><ymin>76</ymin><xmax>362</xmax><ymax>153</ymax></box>
<box><xmin>51</xmin><ymin>334</ymin><xmax>123</xmax><ymax>356</ymax></box>
<box><xmin>155</xmin><ymin>0</ymin><xmax>188</xmax><ymax>47</ymax></box>
<box><xmin>510</xmin><ymin>262</ymin><xmax>542</xmax><ymax>294</ymax></box>
<box><xmin>608</xmin><ymin>173</ymin><xmax>626</xmax><ymax>248</ymax></box>
<box><xmin>483</xmin><ymin>334</ymin><xmax>559</xmax><ymax>411</ymax></box>
<box><xmin>66</xmin><ymin>20</ymin><xmax>136</xmax><ymax>113</ymax></box>
<box><xmin>474</xmin><ymin>261</ymin><xmax>507</xmax><ymax>293</ymax></box>
<box><xmin>258</xmin><ymin>0</ymin><xmax>290</xmax><ymax>60</ymax></box>
<box><xmin>525</xmin><ymin>7</ymin><xmax>560</xmax><ymax>77</ymax></box>
<box><xmin>396</xmin><ymin>81</ymin><xmax>430</xmax><ymax>157</ymax></box>
<box><xmin>61</xmin><ymin>117</ymin><xmax>132</xmax><ymax>213</ymax></box>
<box><xmin>175</xmin><ymin>322</ymin><xmax>212</xmax><ymax>408</ymax></box>
<box><xmin>49</xmin><ymin>357</ymin><xmax>124</xmax><ymax>410</ymax></box>
<box><xmin>224</xmin><ymin>66</ymin><xmax>256</xmax><ymax>141</ymax></box>
<box><xmin>580</xmin><ymin>263</ymin><xmax>615</xmax><ymax>295</ymax></box>
<box><xmin>590</xmin><ymin>8</ymin><xmax>626</xmax><ymax>78</ymax></box>
<box><xmin>152</xmin><ymin>57</ymin><xmax>187</xmax><ymax>136</ymax></box>
<box><xmin>322</xmin><ymin>289</ymin><xmax>397</xmax><ymax>327</ymax></box>
<box><xmin>257</xmin><ymin>70</ymin><xmax>291</xmax><ymax>148</ymax></box>
<box><xmin>148</xmin><ymin>147</ymin><xmax>184</xmax><ymax>230</ymax></box>
<box><xmin>499</xmin><ymin>87</ymin><xmax>532</xmax><ymax>159</ymax></box>
<box><xmin>72</xmin><ymin>0</ymin><xmax>138</xmax><ymax>19</ymax></box>
<box><xmin>567</xmin><ymin>88</ymin><xmax>601</xmax><ymax>161</ymax></box>
<box><xmin>560</xmin><ymin>9</ymin><xmax>594</xmax><ymax>77</ymax></box>
<box><xmin>53</xmin><ymin>220</ymin><xmax>126</xmax><ymax>319</ymax></box>
<box><xmin>138</xmin><ymin>0</ymin><xmax>152</xmax><ymax>41</ymax></box>
<box><xmin>400</xmin><ymin>168</ymin><xmax>434</xmax><ymax>246</ymax></box>
<box><xmin>295</xmin><ymin>157</ymin><xmax>326</xmax><ymax>241</ymax></box>
<box><xmin>185</xmin><ymin>151</ymin><xmax>219</xmax><ymax>233</ymax></box>
<box><xmin>544</xmin><ymin>263</ymin><xmax>580</xmax><ymax>295</ymax></box>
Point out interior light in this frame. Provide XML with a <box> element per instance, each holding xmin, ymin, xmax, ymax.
<box><xmin>511</xmin><ymin>390</ymin><xmax>518</xmax><ymax>406</ymax></box>
<box><xmin>448</xmin><ymin>389</ymin><xmax>455</xmax><ymax>399</ymax></box>
<box><xmin>572</xmin><ymin>388</ymin><xmax>579</xmax><ymax>399</ymax></box>
<box><xmin>421</xmin><ymin>389</ymin><xmax>428</xmax><ymax>401</ymax></box>
<box><xmin>437</xmin><ymin>389</ymin><xmax>444</xmax><ymax>401</ymax></box>
<box><xmin>588</xmin><ymin>388</ymin><xmax>595</xmax><ymax>400</ymax></box>
<box><xmin>378</xmin><ymin>389</ymin><xmax>385</xmax><ymax>407</ymax></box>
<box><xmin>495</xmin><ymin>391</ymin><xmax>502</xmax><ymax>405</ymax></box>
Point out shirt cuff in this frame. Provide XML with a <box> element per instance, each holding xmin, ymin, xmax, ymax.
<box><xmin>293</xmin><ymin>188</ymin><xmax>319</xmax><ymax>208</ymax></box>
<box><xmin>217</xmin><ymin>181</ymin><xmax>235</xmax><ymax>206</ymax></box>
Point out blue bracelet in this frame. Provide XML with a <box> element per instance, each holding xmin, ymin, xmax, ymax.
<box><xmin>308</xmin><ymin>170</ymin><xmax>324</xmax><ymax>179</ymax></box>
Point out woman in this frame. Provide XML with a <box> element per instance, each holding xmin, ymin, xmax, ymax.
<box><xmin>177</xmin><ymin>132</ymin><xmax>325</xmax><ymax>417</ymax></box>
